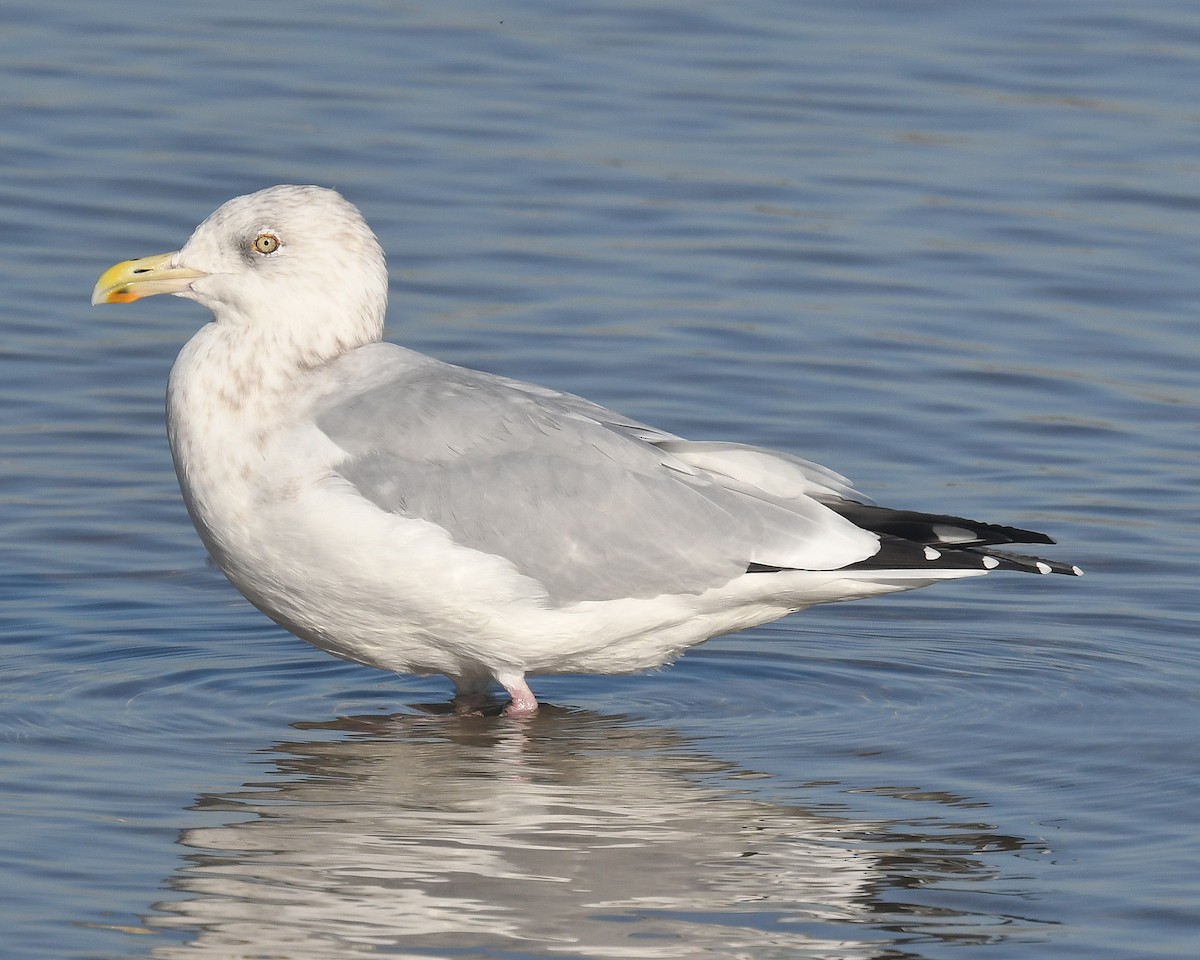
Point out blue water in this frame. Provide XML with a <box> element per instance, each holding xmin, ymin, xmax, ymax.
<box><xmin>2</xmin><ymin>1</ymin><xmax>1197</xmax><ymax>957</ymax></box>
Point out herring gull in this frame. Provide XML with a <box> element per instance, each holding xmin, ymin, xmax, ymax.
<box><xmin>92</xmin><ymin>185</ymin><xmax>1080</xmax><ymax>717</ymax></box>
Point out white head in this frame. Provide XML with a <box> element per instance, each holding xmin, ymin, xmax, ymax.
<box><xmin>94</xmin><ymin>185</ymin><xmax>389</xmax><ymax>365</ymax></box>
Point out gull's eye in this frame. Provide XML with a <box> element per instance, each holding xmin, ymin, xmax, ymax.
<box><xmin>252</xmin><ymin>233</ymin><xmax>280</xmax><ymax>255</ymax></box>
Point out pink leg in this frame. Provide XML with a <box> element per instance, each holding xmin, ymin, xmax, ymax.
<box><xmin>499</xmin><ymin>674</ymin><xmax>539</xmax><ymax>718</ymax></box>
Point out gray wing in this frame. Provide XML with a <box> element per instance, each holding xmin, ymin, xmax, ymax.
<box><xmin>314</xmin><ymin>343</ymin><xmax>878</xmax><ymax>605</ymax></box>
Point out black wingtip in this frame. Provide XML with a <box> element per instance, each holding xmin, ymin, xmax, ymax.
<box><xmin>746</xmin><ymin>500</ymin><xmax>1080</xmax><ymax>578</ymax></box>
<box><xmin>821</xmin><ymin>501</ymin><xmax>1058</xmax><ymax>549</ymax></box>
<box><xmin>966</xmin><ymin>547</ymin><xmax>1083</xmax><ymax>577</ymax></box>
<box><xmin>746</xmin><ymin>539</ymin><xmax>1083</xmax><ymax>578</ymax></box>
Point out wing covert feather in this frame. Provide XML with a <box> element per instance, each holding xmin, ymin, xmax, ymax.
<box><xmin>314</xmin><ymin>345</ymin><xmax>878</xmax><ymax>603</ymax></box>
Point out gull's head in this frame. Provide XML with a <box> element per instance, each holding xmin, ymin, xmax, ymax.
<box><xmin>93</xmin><ymin>185</ymin><xmax>389</xmax><ymax>356</ymax></box>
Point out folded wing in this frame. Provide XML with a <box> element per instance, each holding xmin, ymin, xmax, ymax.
<box><xmin>315</xmin><ymin>345</ymin><xmax>883</xmax><ymax>604</ymax></box>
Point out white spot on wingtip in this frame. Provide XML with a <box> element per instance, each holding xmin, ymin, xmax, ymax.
<box><xmin>1036</xmin><ymin>561</ymin><xmax>1052</xmax><ymax>575</ymax></box>
<box><xmin>982</xmin><ymin>555</ymin><xmax>999</xmax><ymax>569</ymax></box>
<box><xmin>932</xmin><ymin>524</ymin><xmax>974</xmax><ymax>544</ymax></box>
<box><xmin>923</xmin><ymin>546</ymin><xmax>941</xmax><ymax>560</ymax></box>
<box><xmin>1072</xmin><ymin>565</ymin><xmax>1084</xmax><ymax>576</ymax></box>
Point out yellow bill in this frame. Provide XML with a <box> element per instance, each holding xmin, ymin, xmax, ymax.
<box><xmin>91</xmin><ymin>252</ymin><xmax>207</xmax><ymax>305</ymax></box>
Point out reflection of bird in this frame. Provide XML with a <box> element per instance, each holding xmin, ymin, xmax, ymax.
<box><xmin>146</xmin><ymin>711</ymin><xmax>1041</xmax><ymax>958</ymax></box>
<box><xmin>93</xmin><ymin>185</ymin><xmax>1080</xmax><ymax>716</ymax></box>
<box><xmin>148</xmin><ymin>711</ymin><xmax>887</xmax><ymax>958</ymax></box>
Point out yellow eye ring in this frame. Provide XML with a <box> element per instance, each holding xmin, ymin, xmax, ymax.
<box><xmin>253</xmin><ymin>233</ymin><xmax>280</xmax><ymax>255</ymax></box>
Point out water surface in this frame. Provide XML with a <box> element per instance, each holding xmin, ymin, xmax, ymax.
<box><xmin>1</xmin><ymin>2</ymin><xmax>1197</xmax><ymax>957</ymax></box>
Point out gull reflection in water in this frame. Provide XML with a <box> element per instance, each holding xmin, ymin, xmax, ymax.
<box><xmin>146</xmin><ymin>708</ymin><xmax>1042</xmax><ymax>958</ymax></box>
